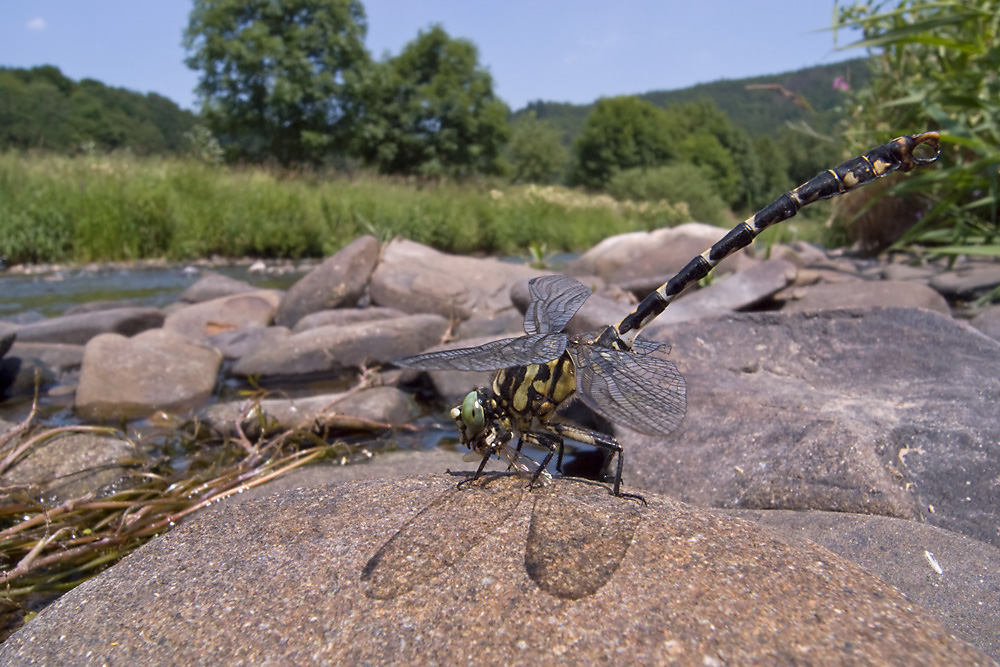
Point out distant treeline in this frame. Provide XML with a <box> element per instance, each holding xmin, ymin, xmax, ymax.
<box><xmin>0</xmin><ymin>65</ymin><xmax>197</xmax><ymax>155</ymax></box>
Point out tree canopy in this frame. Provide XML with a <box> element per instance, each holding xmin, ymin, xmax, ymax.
<box><xmin>352</xmin><ymin>25</ymin><xmax>509</xmax><ymax>177</ymax></box>
<box><xmin>0</xmin><ymin>66</ymin><xmax>195</xmax><ymax>154</ymax></box>
<box><xmin>183</xmin><ymin>0</ymin><xmax>371</xmax><ymax>164</ymax></box>
<box><xmin>570</xmin><ymin>96</ymin><xmax>676</xmax><ymax>189</ymax></box>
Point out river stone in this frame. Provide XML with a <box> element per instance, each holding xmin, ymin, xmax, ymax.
<box><xmin>203</xmin><ymin>325</ymin><xmax>289</xmax><ymax>361</ymax></box>
<box><xmin>0</xmin><ymin>356</ymin><xmax>56</xmax><ymax>399</ymax></box>
<box><xmin>291</xmin><ymin>306</ymin><xmax>406</xmax><ymax>334</ymax></box>
<box><xmin>232</xmin><ymin>314</ymin><xmax>449</xmax><ymax>379</ymax></box>
<box><xmin>274</xmin><ymin>235</ymin><xmax>380</xmax><ymax>328</ymax></box>
<box><xmin>0</xmin><ymin>322</ymin><xmax>16</xmax><ymax>358</ymax></box>
<box><xmin>178</xmin><ymin>271</ymin><xmax>258</xmax><ymax>303</ymax></box>
<box><xmin>970</xmin><ymin>304</ymin><xmax>1000</xmax><ymax>342</ymax></box>
<box><xmin>163</xmin><ymin>290</ymin><xmax>281</xmax><ymax>341</ymax></box>
<box><xmin>0</xmin><ymin>432</ymin><xmax>140</xmax><ymax>504</ymax></box>
<box><xmin>0</xmin><ymin>476</ymin><xmax>987</xmax><ymax>665</ymax></box>
<box><xmin>62</xmin><ymin>299</ymin><xmax>139</xmax><ymax>315</ymax></box>
<box><xmin>7</xmin><ymin>342</ymin><xmax>84</xmax><ymax>372</ymax></box>
<box><xmin>370</xmin><ymin>238</ymin><xmax>543</xmax><ymax>320</ymax></box>
<box><xmin>75</xmin><ymin>329</ymin><xmax>222</xmax><ymax>420</ymax></box>
<box><xmin>620</xmin><ymin>308</ymin><xmax>1000</xmax><ymax>548</ymax></box>
<box><xmin>568</xmin><ymin>223</ymin><xmax>755</xmax><ymax>293</ymax></box>
<box><xmin>199</xmin><ymin>386</ymin><xmax>419</xmax><ymax>438</ymax></box>
<box><xmin>11</xmin><ymin>307</ymin><xmax>165</xmax><ymax>345</ymax></box>
<box><xmin>775</xmin><ymin>279</ymin><xmax>951</xmax><ymax>314</ymax></box>
<box><xmin>929</xmin><ymin>263</ymin><xmax>1000</xmax><ymax>300</ymax></box>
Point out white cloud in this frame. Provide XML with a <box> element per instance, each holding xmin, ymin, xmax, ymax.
<box><xmin>27</xmin><ymin>17</ymin><xmax>47</xmax><ymax>31</ymax></box>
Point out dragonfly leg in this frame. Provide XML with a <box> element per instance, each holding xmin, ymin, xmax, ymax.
<box><xmin>520</xmin><ymin>431</ymin><xmax>561</xmax><ymax>489</ymax></box>
<box><xmin>547</xmin><ymin>422</ymin><xmax>626</xmax><ymax>497</ymax></box>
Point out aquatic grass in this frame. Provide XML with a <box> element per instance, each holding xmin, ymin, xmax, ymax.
<box><xmin>0</xmin><ymin>390</ymin><xmax>382</xmax><ymax>640</ymax></box>
<box><xmin>0</xmin><ymin>152</ymin><xmax>694</xmax><ymax>265</ymax></box>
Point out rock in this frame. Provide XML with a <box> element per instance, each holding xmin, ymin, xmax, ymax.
<box><xmin>0</xmin><ymin>356</ymin><xmax>56</xmax><ymax>398</ymax></box>
<box><xmin>929</xmin><ymin>262</ymin><xmax>1000</xmax><ymax>300</ymax></box>
<box><xmin>232</xmin><ymin>314</ymin><xmax>449</xmax><ymax>379</ymax></box>
<box><xmin>370</xmin><ymin>238</ymin><xmax>542</xmax><ymax>320</ymax></box>
<box><xmin>274</xmin><ymin>235</ymin><xmax>380</xmax><ymax>328</ymax></box>
<box><xmin>776</xmin><ymin>279</ymin><xmax>951</xmax><ymax>314</ymax></box>
<box><xmin>12</xmin><ymin>307</ymin><xmax>165</xmax><ymax>345</ymax></box>
<box><xmin>730</xmin><ymin>508</ymin><xmax>1000</xmax><ymax>658</ymax></box>
<box><xmin>881</xmin><ymin>262</ymin><xmax>939</xmax><ymax>282</ymax></box>
<box><xmin>639</xmin><ymin>259</ymin><xmax>798</xmax><ymax>327</ymax></box>
<box><xmin>0</xmin><ymin>477</ymin><xmax>987</xmax><ymax>664</ymax></box>
<box><xmin>619</xmin><ymin>308</ymin><xmax>1000</xmax><ymax>548</ymax></box>
<box><xmin>199</xmin><ymin>386</ymin><xmax>419</xmax><ymax>438</ymax></box>
<box><xmin>291</xmin><ymin>307</ymin><xmax>406</xmax><ymax>334</ymax></box>
<box><xmin>970</xmin><ymin>304</ymin><xmax>1000</xmax><ymax>342</ymax></box>
<box><xmin>75</xmin><ymin>329</ymin><xmax>222</xmax><ymax>420</ymax></box>
<box><xmin>163</xmin><ymin>291</ymin><xmax>281</xmax><ymax>341</ymax></box>
<box><xmin>204</xmin><ymin>325</ymin><xmax>290</xmax><ymax>361</ymax></box>
<box><xmin>62</xmin><ymin>300</ymin><xmax>139</xmax><ymax>315</ymax></box>
<box><xmin>7</xmin><ymin>342</ymin><xmax>85</xmax><ymax>372</ymax></box>
<box><xmin>178</xmin><ymin>272</ymin><xmax>258</xmax><ymax>303</ymax></box>
<box><xmin>568</xmin><ymin>223</ymin><xmax>755</xmax><ymax>295</ymax></box>
<box><xmin>0</xmin><ymin>432</ymin><xmax>141</xmax><ymax>504</ymax></box>
<box><xmin>0</xmin><ymin>322</ymin><xmax>16</xmax><ymax>358</ymax></box>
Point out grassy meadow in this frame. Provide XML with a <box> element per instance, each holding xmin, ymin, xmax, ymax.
<box><xmin>0</xmin><ymin>151</ymin><xmax>827</xmax><ymax>267</ymax></box>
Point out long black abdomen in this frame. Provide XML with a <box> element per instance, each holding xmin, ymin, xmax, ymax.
<box><xmin>612</xmin><ymin>132</ymin><xmax>941</xmax><ymax>345</ymax></box>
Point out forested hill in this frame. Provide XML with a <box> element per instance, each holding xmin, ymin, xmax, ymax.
<box><xmin>517</xmin><ymin>58</ymin><xmax>871</xmax><ymax>144</ymax></box>
<box><xmin>0</xmin><ymin>65</ymin><xmax>197</xmax><ymax>154</ymax></box>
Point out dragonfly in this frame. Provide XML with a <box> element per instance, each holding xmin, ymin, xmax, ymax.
<box><xmin>396</xmin><ymin>132</ymin><xmax>942</xmax><ymax>497</ymax></box>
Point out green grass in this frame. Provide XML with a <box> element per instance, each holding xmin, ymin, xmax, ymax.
<box><xmin>0</xmin><ymin>152</ymin><xmax>724</xmax><ymax>265</ymax></box>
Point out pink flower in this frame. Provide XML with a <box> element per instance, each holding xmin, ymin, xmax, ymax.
<box><xmin>832</xmin><ymin>76</ymin><xmax>850</xmax><ymax>92</ymax></box>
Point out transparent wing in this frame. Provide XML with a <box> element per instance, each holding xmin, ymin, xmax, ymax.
<box><xmin>567</xmin><ymin>343</ymin><xmax>687</xmax><ymax>436</ymax></box>
<box><xmin>524</xmin><ymin>275</ymin><xmax>592</xmax><ymax>335</ymax></box>
<box><xmin>631</xmin><ymin>337</ymin><xmax>670</xmax><ymax>356</ymax></box>
<box><xmin>395</xmin><ymin>333</ymin><xmax>569</xmax><ymax>371</ymax></box>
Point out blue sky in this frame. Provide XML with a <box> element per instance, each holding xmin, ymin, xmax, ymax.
<box><xmin>0</xmin><ymin>1</ymin><xmax>867</xmax><ymax>113</ymax></box>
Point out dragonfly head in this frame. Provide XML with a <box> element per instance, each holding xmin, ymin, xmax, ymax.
<box><xmin>452</xmin><ymin>390</ymin><xmax>487</xmax><ymax>438</ymax></box>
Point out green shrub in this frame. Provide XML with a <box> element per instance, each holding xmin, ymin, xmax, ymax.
<box><xmin>606</xmin><ymin>163</ymin><xmax>733</xmax><ymax>224</ymax></box>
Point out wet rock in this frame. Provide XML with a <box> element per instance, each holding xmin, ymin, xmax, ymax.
<box><xmin>274</xmin><ymin>235</ymin><xmax>380</xmax><ymax>328</ymax></box>
<box><xmin>370</xmin><ymin>238</ymin><xmax>542</xmax><ymax>320</ymax></box>
<box><xmin>75</xmin><ymin>329</ymin><xmax>222</xmax><ymax>420</ymax></box>
<box><xmin>622</xmin><ymin>308</ymin><xmax>1000</xmax><ymax>548</ymax></box>
<box><xmin>731</xmin><ymin>508</ymin><xmax>1000</xmax><ymax>659</ymax></box>
<box><xmin>204</xmin><ymin>325</ymin><xmax>289</xmax><ymax>361</ymax></box>
<box><xmin>12</xmin><ymin>307</ymin><xmax>165</xmax><ymax>345</ymax></box>
<box><xmin>199</xmin><ymin>386</ymin><xmax>419</xmax><ymax>438</ymax></box>
<box><xmin>178</xmin><ymin>271</ymin><xmax>258</xmax><ymax>303</ymax></box>
<box><xmin>970</xmin><ymin>304</ymin><xmax>1000</xmax><ymax>342</ymax></box>
<box><xmin>0</xmin><ymin>432</ymin><xmax>141</xmax><ymax>504</ymax></box>
<box><xmin>163</xmin><ymin>291</ymin><xmax>281</xmax><ymax>341</ymax></box>
<box><xmin>929</xmin><ymin>262</ymin><xmax>1000</xmax><ymax>300</ymax></box>
<box><xmin>232</xmin><ymin>314</ymin><xmax>449</xmax><ymax>379</ymax></box>
<box><xmin>291</xmin><ymin>306</ymin><xmax>405</xmax><ymax>334</ymax></box>
<box><xmin>0</xmin><ymin>477</ymin><xmax>988</xmax><ymax>665</ymax></box>
<box><xmin>776</xmin><ymin>279</ymin><xmax>951</xmax><ymax>313</ymax></box>
<box><xmin>7</xmin><ymin>342</ymin><xmax>84</xmax><ymax>372</ymax></box>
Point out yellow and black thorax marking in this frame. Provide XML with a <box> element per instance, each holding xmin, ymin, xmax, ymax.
<box><xmin>492</xmin><ymin>355</ymin><xmax>577</xmax><ymax>428</ymax></box>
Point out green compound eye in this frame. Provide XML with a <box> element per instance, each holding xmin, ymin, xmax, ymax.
<box><xmin>460</xmin><ymin>391</ymin><xmax>485</xmax><ymax>433</ymax></box>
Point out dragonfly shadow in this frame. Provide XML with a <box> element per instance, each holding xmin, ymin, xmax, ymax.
<box><xmin>360</xmin><ymin>476</ymin><xmax>642</xmax><ymax>601</ymax></box>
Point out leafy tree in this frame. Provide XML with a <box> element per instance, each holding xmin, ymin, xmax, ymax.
<box><xmin>353</xmin><ymin>25</ymin><xmax>509</xmax><ymax>177</ymax></box>
<box><xmin>607</xmin><ymin>163</ymin><xmax>731</xmax><ymax>224</ymax></box>
<box><xmin>507</xmin><ymin>113</ymin><xmax>568</xmax><ymax>183</ymax></box>
<box><xmin>184</xmin><ymin>0</ymin><xmax>371</xmax><ymax>165</ymax></box>
<box><xmin>570</xmin><ymin>96</ymin><xmax>676</xmax><ymax>189</ymax></box>
<box><xmin>661</xmin><ymin>100</ymin><xmax>766</xmax><ymax>210</ymax></box>
<box><xmin>0</xmin><ymin>66</ymin><xmax>195</xmax><ymax>154</ymax></box>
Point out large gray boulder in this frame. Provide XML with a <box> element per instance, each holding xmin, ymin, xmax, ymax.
<box><xmin>0</xmin><ymin>477</ymin><xmax>988</xmax><ymax>664</ymax></box>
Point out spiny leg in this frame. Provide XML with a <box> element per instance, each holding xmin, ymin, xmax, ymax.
<box><xmin>547</xmin><ymin>421</ymin><xmax>628</xmax><ymax>497</ymax></box>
